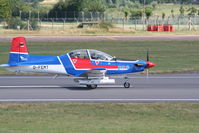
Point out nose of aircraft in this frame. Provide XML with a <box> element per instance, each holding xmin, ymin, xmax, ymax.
<box><xmin>146</xmin><ymin>61</ymin><xmax>156</xmax><ymax>68</ymax></box>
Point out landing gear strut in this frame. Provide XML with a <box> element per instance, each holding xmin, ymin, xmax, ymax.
<box><xmin>87</xmin><ymin>85</ymin><xmax>97</xmax><ymax>89</ymax></box>
<box><xmin>123</xmin><ymin>76</ymin><xmax>130</xmax><ymax>88</ymax></box>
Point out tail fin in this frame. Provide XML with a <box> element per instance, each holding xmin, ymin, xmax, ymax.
<box><xmin>8</xmin><ymin>37</ymin><xmax>29</xmax><ymax>65</ymax></box>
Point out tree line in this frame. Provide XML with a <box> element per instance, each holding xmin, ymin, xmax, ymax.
<box><xmin>48</xmin><ymin>0</ymin><xmax>199</xmax><ymax>19</ymax></box>
<box><xmin>1</xmin><ymin>0</ymin><xmax>198</xmax><ymax>20</ymax></box>
<box><xmin>0</xmin><ymin>0</ymin><xmax>199</xmax><ymax>30</ymax></box>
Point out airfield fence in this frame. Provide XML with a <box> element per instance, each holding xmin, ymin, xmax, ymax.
<box><xmin>1</xmin><ymin>11</ymin><xmax>199</xmax><ymax>31</ymax></box>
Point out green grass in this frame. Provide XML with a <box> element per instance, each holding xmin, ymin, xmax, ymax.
<box><xmin>1</xmin><ymin>28</ymin><xmax>199</xmax><ymax>36</ymax></box>
<box><xmin>0</xmin><ymin>103</ymin><xmax>199</xmax><ymax>133</ymax></box>
<box><xmin>1</xmin><ymin>40</ymin><xmax>199</xmax><ymax>74</ymax></box>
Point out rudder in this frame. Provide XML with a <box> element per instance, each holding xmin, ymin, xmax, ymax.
<box><xmin>8</xmin><ymin>37</ymin><xmax>29</xmax><ymax>65</ymax></box>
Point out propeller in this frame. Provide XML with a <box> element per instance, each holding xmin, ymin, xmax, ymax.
<box><xmin>134</xmin><ymin>49</ymin><xmax>155</xmax><ymax>78</ymax></box>
<box><xmin>146</xmin><ymin>50</ymin><xmax>149</xmax><ymax>78</ymax></box>
<box><xmin>147</xmin><ymin>49</ymin><xmax>149</xmax><ymax>62</ymax></box>
<box><xmin>145</xmin><ymin>49</ymin><xmax>155</xmax><ymax>78</ymax></box>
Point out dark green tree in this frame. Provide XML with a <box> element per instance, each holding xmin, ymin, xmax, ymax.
<box><xmin>124</xmin><ymin>11</ymin><xmax>128</xmax><ymax>19</ymax></box>
<box><xmin>171</xmin><ymin>9</ymin><xmax>174</xmax><ymax>18</ymax></box>
<box><xmin>23</xmin><ymin>0</ymin><xmax>44</xmax><ymax>2</ymax></box>
<box><xmin>188</xmin><ymin>7</ymin><xmax>197</xmax><ymax>16</ymax></box>
<box><xmin>11</xmin><ymin>0</ymin><xmax>31</xmax><ymax>18</ymax></box>
<box><xmin>130</xmin><ymin>9</ymin><xmax>143</xmax><ymax>19</ymax></box>
<box><xmin>49</xmin><ymin>0</ymin><xmax>68</xmax><ymax>18</ymax></box>
<box><xmin>6</xmin><ymin>17</ymin><xmax>25</xmax><ymax>29</ymax></box>
<box><xmin>49</xmin><ymin>0</ymin><xmax>106</xmax><ymax>18</ymax></box>
<box><xmin>83</xmin><ymin>0</ymin><xmax>105</xmax><ymax>12</ymax></box>
<box><xmin>133</xmin><ymin>1</ymin><xmax>141</xmax><ymax>9</ymax></box>
<box><xmin>145</xmin><ymin>7</ymin><xmax>153</xmax><ymax>19</ymax></box>
<box><xmin>0</xmin><ymin>0</ymin><xmax>12</xmax><ymax>20</ymax></box>
<box><xmin>179</xmin><ymin>6</ymin><xmax>185</xmax><ymax>16</ymax></box>
<box><xmin>151</xmin><ymin>1</ymin><xmax>158</xmax><ymax>9</ymax></box>
<box><xmin>162</xmin><ymin>12</ymin><xmax>165</xmax><ymax>20</ymax></box>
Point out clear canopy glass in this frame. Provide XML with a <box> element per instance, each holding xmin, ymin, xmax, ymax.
<box><xmin>69</xmin><ymin>49</ymin><xmax>113</xmax><ymax>61</ymax></box>
<box><xmin>88</xmin><ymin>49</ymin><xmax>113</xmax><ymax>61</ymax></box>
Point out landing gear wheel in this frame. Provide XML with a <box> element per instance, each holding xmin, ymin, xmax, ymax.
<box><xmin>87</xmin><ymin>85</ymin><xmax>97</xmax><ymax>89</ymax></box>
<box><xmin>124</xmin><ymin>82</ymin><xmax>130</xmax><ymax>88</ymax></box>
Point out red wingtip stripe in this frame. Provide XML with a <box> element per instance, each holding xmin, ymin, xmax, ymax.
<box><xmin>10</xmin><ymin>37</ymin><xmax>29</xmax><ymax>53</ymax></box>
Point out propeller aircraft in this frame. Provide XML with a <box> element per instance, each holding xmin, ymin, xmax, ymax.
<box><xmin>1</xmin><ymin>37</ymin><xmax>155</xmax><ymax>89</ymax></box>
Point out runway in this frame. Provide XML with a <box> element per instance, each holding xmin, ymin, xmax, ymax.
<box><xmin>1</xmin><ymin>35</ymin><xmax>199</xmax><ymax>42</ymax></box>
<box><xmin>0</xmin><ymin>73</ymin><xmax>199</xmax><ymax>102</ymax></box>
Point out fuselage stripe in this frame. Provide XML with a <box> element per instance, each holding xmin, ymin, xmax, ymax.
<box><xmin>10</xmin><ymin>52</ymin><xmax>28</xmax><ymax>54</ymax></box>
<box><xmin>57</xmin><ymin>56</ymin><xmax>67</xmax><ymax>74</ymax></box>
<box><xmin>67</xmin><ymin>54</ymin><xmax>118</xmax><ymax>70</ymax></box>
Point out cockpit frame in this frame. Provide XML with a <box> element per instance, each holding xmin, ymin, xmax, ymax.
<box><xmin>69</xmin><ymin>49</ymin><xmax>113</xmax><ymax>61</ymax></box>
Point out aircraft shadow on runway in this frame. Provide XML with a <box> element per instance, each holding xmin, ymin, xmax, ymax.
<box><xmin>62</xmin><ymin>87</ymin><xmax>94</xmax><ymax>90</ymax></box>
<box><xmin>60</xmin><ymin>86</ymin><xmax>126</xmax><ymax>90</ymax></box>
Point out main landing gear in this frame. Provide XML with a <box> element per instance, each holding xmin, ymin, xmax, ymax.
<box><xmin>85</xmin><ymin>76</ymin><xmax>131</xmax><ymax>89</ymax></box>
<box><xmin>87</xmin><ymin>84</ymin><xmax>97</xmax><ymax>89</ymax></box>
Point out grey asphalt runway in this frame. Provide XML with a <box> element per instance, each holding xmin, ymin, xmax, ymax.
<box><xmin>0</xmin><ymin>73</ymin><xmax>199</xmax><ymax>102</ymax></box>
<box><xmin>1</xmin><ymin>35</ymin><xmax>199</xmax><ymax>42</ymax></box>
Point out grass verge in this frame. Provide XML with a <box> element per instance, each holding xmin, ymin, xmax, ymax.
<box><xmin>1</xmin><ymin>40</ymin><xmax>199</xmax><ymax>75</ymax></box>
<box><xmin>1</xmin><ymin>29</ymin><xmax>199</xmax><ymax>36</ymax></box>
<box><xmin>0</xmin><ymin>103</ymin><xmax>199</xmax><ymax>133</ymax></box>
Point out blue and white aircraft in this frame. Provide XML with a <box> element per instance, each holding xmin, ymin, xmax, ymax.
<box><xmin>1</xmin><ymin>37</ymin><xmax>155</xmax><ymax>89</ymax></box>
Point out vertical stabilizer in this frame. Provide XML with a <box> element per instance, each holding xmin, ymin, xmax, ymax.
<box><xmin>8</xmin><ymin>37</ymin><xmax>29</xmax><ymax>65</ymax></box>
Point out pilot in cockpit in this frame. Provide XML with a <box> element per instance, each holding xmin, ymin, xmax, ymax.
<box><xmin>91</xmin><ymin>53</ymin><xmax>97</xmax><ymax>60</ymax></box>
<box><xmin>69</xmin><ymin>52</ymin><xmax>80</xmax><ymax>58</ymax></box>
<box><xmin>69</xmin><ymin>52</ymin><xmax>74</xmax><ymax>58</ymax></box>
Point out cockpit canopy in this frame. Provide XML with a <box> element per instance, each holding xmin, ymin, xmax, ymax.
<box><xmin>69</xmin><ymin>49</ymin><xmax>113</xmax><ymax>61</ymax></box>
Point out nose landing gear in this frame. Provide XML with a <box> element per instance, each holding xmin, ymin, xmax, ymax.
<box><xmin>86</xmin><ymin>85</ymin><xmax>98</xmax><ymax>89</ymax></box>
<box><xmin>124</xmin><ymin>82</ymin><xmax>130</xmax><ymax>88</ymax></box>
<box><xmin>123</xmin><ymin>77</ymin><xmax>131</xmax><ymax>88</ymax></box>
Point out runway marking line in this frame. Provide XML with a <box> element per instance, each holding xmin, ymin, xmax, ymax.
<box><xmin>0</xmin><ymin>86</ymin><xmax>61</xmax><ymax>88</ymax></box>
<box><xmin>0</xmin><ymin>99</ymin><xmax>199</xmax><ymax>102</ymax></box>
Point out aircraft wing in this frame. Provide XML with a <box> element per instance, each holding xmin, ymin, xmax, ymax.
<box><xmin>75</xmin><ymin>68</ymin><xmax>115</xmax><ymax>85</ymax></box>
<box><xmin>80</xmin><ymin>68</ymin><xmax>107</xmax><ymax>79</ymax></box>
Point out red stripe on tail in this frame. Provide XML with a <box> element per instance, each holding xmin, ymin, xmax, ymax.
<box><xmin>10</xmin><ymin>37</ymin><xmax>28</xmax><ymax>53</ymax></box>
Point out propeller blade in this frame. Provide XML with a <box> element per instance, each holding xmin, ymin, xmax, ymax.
<box><xmin>147</xmin><ymin>49</ymin><xmax>149</xmax><ymax>62</ymax></box>
<box><xmin>146</xmin><ymin>49</ymin><xmax>156</xmax><ymax>68</ymax></box>
<box><xmin>145</xmin><ymin>49</ymin><xmax>155</xmax><ymax>78</ymax></box>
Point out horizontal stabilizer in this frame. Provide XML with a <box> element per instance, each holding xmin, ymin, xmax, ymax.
<box><xmin>0</xmin><ymin>64</ymin><xmax>10</xmax><ymax>67</ymax></box>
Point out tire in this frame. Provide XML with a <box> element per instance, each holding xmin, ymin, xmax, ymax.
<box><xmin>87</xmin><ymin>85</ymin><xmax>97</xmax><ymax>89</ymax></box>
<box><xmin>124</xmin><ymin>82</ymin><xmax>130</xmax><ymax>88</ymax></box>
